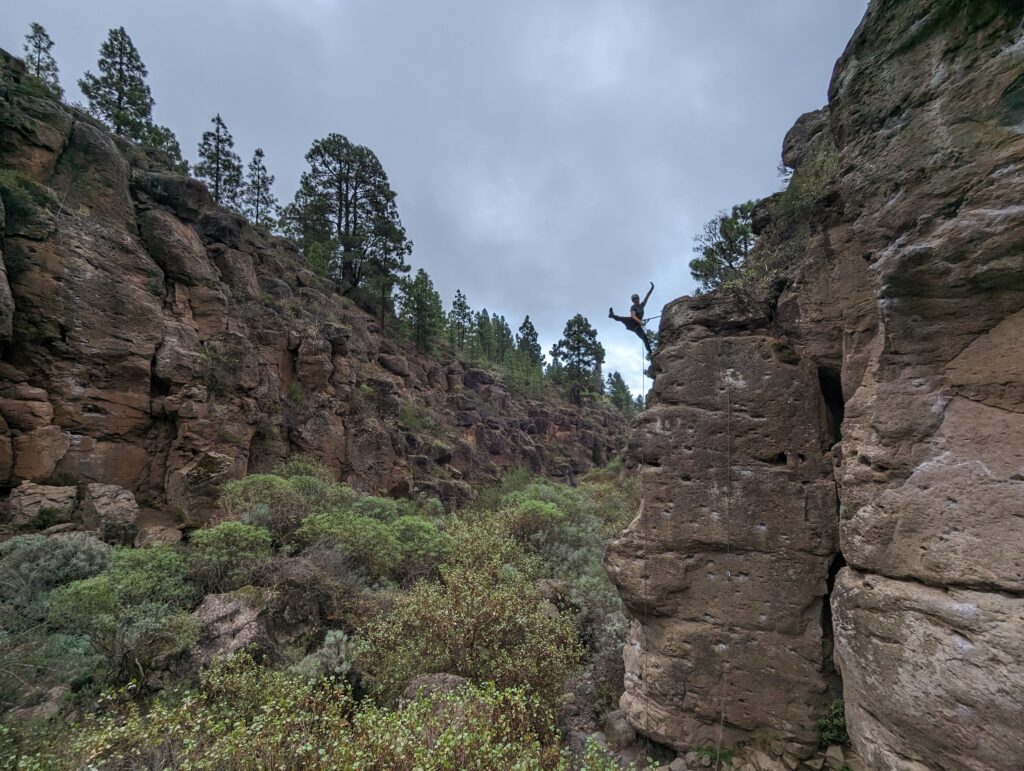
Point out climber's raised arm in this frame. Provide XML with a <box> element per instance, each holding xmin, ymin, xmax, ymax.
<box><xmin>641</xmin><ymin>281</ymin><xmax>654</xmax><ymax>309</ymax></box>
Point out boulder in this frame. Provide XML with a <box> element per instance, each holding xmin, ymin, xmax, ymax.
<box><xmin>135</xmin><ymin>525</ymin><xmax>183</xmax><ymax>548</ymax></box>
<box><xmin>79</xmin><ymin>483</ymin><xmax>140</xmax><ymax>545</ymax></box>
<box><xmin>7</xmin><ymin>482</ymin><xmax>77</xmax><ymax>527</ymax></box>
<box><xmin>192</xmin><ymin>588</ymin><xmax>275</xmax><ymax>667</ymax></box>
<box><xmin>603</xmin><ymin>709</ymin><xmax>637</xmax><ymax>749</ymax></box>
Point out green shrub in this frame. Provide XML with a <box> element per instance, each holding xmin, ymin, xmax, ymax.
<box><xmin>16</xmin><ymin>653</ymin><xmax>568</xmax><ymax>770</ymax></box>
<box><xmin>361</xmin><ymin>525</ymin><xmax>581</xmax><ymax>722</ymax></box>
<box><xmin>0</xmin><ymin>533</ymin><xmax>112</xmax><ymax>627</ymax></box>
<box><xmin>391</xmin><ymin>515</ymin><xmax>450</xmax><ymax>583</ymax></box>
<box><xmin>0</xmin><ymin>170</ymin><xmax>54</xmax><ymax>234</ymax></box>
<box><xmin>290</xmin><ymin>629</ymin><xmax>361</xmax><ymax>682</ymax></box>
<box><xmin>817</xmin><ymin>699</ymin><xmax>850</xmax><ymax>747</ymax></box>
<box><xmin>49</xmin><ymin>546</ymin><xmax>198</xmax><ymax>684</ymax></box>
<box><xmin>272</xmin><ymin>454</ymin><xmax>334</xmax><ymax>482</ymax></box>
<box><xmin>218</xmin><ymin>473</ymin><xmax>355</xmax><ymax>539</ymax></box>
<box><xmin>188</xmin><ymin>522</ymin><xmax>273</xmax><ymax>593</ymax></box>
<box><xmin>293</xmin><ymin>509</ymin><xmax>402</xmax><ymax>581</ymax></box>
<box><xmin>500</xmin><ymin>494</ymin><xmax>565</xmax><ymax>544</ymax></box>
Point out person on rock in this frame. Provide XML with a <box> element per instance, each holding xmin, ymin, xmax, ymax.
<box><xmin>610</xmin><ymin>282</ymin><xmax>654</xmax><ymax>354</ymax></box>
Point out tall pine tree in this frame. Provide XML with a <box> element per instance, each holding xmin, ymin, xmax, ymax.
<box><xmin>494</xmin><ymin>315</ymin><xmax>514</xmax><ymax>362</ymax></box>
<box><xmin>397</xmin><ymin>269</ymin><xmax>445</xmax><ymax>352</ymax></box>
<box><xmin>194</xmin><ymin>114</ymin><xmax>243</xmax><ymax>209</ymax></box>
<box><xmin>285</xmin><ymin>133</ymin><xmax>411</xmax><ymax>312</ymax></box>
<box><xmin>549</xmin><ymin>314</ymin><xmax>604</xmax><ymax>404</ymax></box>
<box><xmin>243</xmin><ymin>148</ymin><xmax>279</xmax><ymax>229</ymax></box>
<box><xmin>516</xmin><ymin>316</ymin><xmax>543</xmax><ymax>366</ymax></box>
<box><xmin>23</xmin><ymin>23</ymin><xmax>62</xmax><ymax>98</ymax></box>
<box><xmin>606</xmin><ymin>371</ymin><xmax>634</xmax><ymax>413</ymax></box>
<box><xmin>447</xmin><ymin>289</ymin><xmax>472</xmax><ymax>350</ymax></box>
<box><xmin>79</xmin><ymin>27</ymin><xmax>153</xmax><ymax>139</ymax></box>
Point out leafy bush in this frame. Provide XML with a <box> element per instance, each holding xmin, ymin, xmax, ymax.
<box><xmin>272</xmin><ymin>454</ymin><xmax>334</xmax><ymax>482</ymax></box>
<box><xmin>293</xmin><ymin>509</ymin><xmax>401</xmax><ymax>581</ymax></box>
<box><xmin>290</xmin><ymin>629</ymin><xmax>361</xmax><ymax>682</ymax></box>
<box><xmin>500</xmin><ymin>493</ymin><xmax>566</xmax><ymax>544</ymax></box>
<box><xmin>0</xmin><ymin>533</ymin><xmax>112</xmax><ymax>627</ymax></box>
<box><xmin>218</xmin><ymin>473</ymin><xmax>355</xmax><ymax>539</ymax></box>
<box><xmin>361</xmin><ymin>524</ymin><xmax>582</xmax><ymax>722</ymax></box>
<box><xmin>16</xmin><ymin>653</ymin><xmax>566</xmax><ymax>770</ymax></box>
<box><xmin>0</xmin><ymin>169</ymin><xmax>54</xmax><ymax>234</ymax></box>
<box><xmin>391</xmin><ymin>515</ymin><xmax>450</xmax><ymax>583</ymax></box>
<box><xmin>188</xmin><ymin>522</ymin><xmax>273</xmax><ymax>593</ymax></box>
<box><xmin>253</xmin><ymin>550</ymin><xmax>369</xmax><ymax>630</ymax></box>
<box><xmin>817</xmin><ymin>699</ymin><xmax>850</xmax><ymax>747</ymax></box>
<box><xmin>49</xmin><ymin>546</ymin><xmax>198</xmax><ymax>684</ymax></box>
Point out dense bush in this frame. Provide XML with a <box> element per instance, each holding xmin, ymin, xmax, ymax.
<box><xmin>49</xmin><ymin>546</ymin><xmax>199</xmax><ymax>684</ymax></box>
<box><xmin>15</xmin><ymin>653</ymin><xmax>568</xmax><ymax>770</ymax></box>
<box><xmin>361</xmin><ymin>525</ymin><xmax>582</xmax><ymax>722</ymax></box>
<box><xmin>817</xmin><ymin>699</ymin><xmax>850</xmax><ymax>747</ymax></box>
<box><xmin>218</xmin><ymin>473</ymin><xmax>354</xmax><ymax>539</ymax></box>
<box><xmin>0</xmin><ymin>533</ymin><xmax>112</xmax><ymax>625</ymax></box>
<box><xmin>188</xmin><ymin>521</ymin><xmax>273</xmax><ymax>593</ymax></box>
<box><xmin>391</xmin><ymin>515</ymin><xmax>450</xmax><ymax>583</ymax></box>
<box><xmin>294</xmin><ymin>509</ymin><xmax>402</xmax><ymax>581</ymax></box>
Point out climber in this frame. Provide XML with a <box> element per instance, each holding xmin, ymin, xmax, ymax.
<box><xmin>610</xmin><ymin>281</ymin><xmax>654</xmax><ymax>354</ymax></box>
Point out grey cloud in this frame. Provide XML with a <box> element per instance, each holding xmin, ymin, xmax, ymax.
<box><xmin>4</xmin><ymin>0</ymin><xmax>868</xmax><ymax>393</ymax></box>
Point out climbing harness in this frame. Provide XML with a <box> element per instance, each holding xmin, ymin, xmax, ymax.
<box><xmin>635</xmin><ymin>336</ymin><xmax>733</xmax><ymax>771</ymax></box>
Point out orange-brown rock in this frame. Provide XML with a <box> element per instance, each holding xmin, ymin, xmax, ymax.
<box><xmin>608</xmin><ymin>1</ymin><xmax>1024</xmax><ymax>767</ymax></box>
<box><xmin>0</xmin><ymin>49</ymin><xmax>625</xmax><ymax>531</ymax></box>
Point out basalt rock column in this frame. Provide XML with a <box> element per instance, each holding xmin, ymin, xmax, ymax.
<box><xmin>605</xmin><ymin>295</ymin><xmax>840</xmax><ymax>750</ymax></box>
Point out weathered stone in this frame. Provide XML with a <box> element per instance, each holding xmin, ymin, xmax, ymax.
<box><xmin>12</xmin><ymin>426</ymin><xmax>69</xmax><ymax>480</ymax></box>
<box><xmin>0</xmin><ymin>397</ymin><xmax>52</xmax><ymax>430</ymax></box>
<box><xmin>604</xmin><ymin>709</ymin><xmax>637</xmax><ymax>749</ymax></box>
<box><xmin>134</xmin><ymin>525</ymin><xmax>183</xmax><ymax>548</ymax></box>
<box><xmin>833</xmin><ymin>569</ymin><xmax>1023</xmax><ymax>770</ymax></box>
<box><xmin>79</xmin><ymin>483</ymin><xmax>139</xmax><ymax>545</ymax></box>
<box><xmin>781</xmin><ymin>108</ymin><xmax>829</xmax><ymax>170</ymax></box>
<box><xmin>192</xmin><ymin>589</ymin><xmax>275</xmax><ymax>667</ymax></box>
<box><xmin>7</xmin><ymin>482</ymin><xmax>76</xmax><ymax>526</ymax></box>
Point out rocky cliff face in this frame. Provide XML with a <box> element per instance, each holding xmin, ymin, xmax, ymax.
<box><xmin>608</xmin><ymin>1</ymin><xmax>1024</xmax><ymax>768</ymax></box>
<box><xmin>0</xmin><ymin>49</ymin><xmax>624</xmax><ymax>530</ymax></box>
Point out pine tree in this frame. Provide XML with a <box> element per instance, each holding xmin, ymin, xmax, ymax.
<box><xmin>194</xmin><ymin>114</ymin><xmax>243</xmax><ymax>208</ymax></box>
<box><xmin>243</xmin><ymin>148</ymin><xmax>279</xmax><ymax>229</ymax></box>
<box><xmin>287</xmin><ymin>133</ymin><xmax>411</xmax><ymax>311</ymax></box>
<box><xmin>474</xmin><ymin>310</ymin><xmax>495</xmax><ymax>362</ymax></box>
<box><xmin>447</xmin><ymin>289</ymin><xmax>472</xmax><ymax>350</ymax></box>
<box><xmin>79</xmin><ymin>27</ymin><xmax>154</xmax><ymax>139</ymax></box>
<box><xmin>606</xmin><ymin>371</ymin><xmax>634</xmax><ymax>413</ymax></box>
<box><xmin>690</xmin><ymin>200</ymin><xmax>757</xmax><ymax>292</ymax></box>
<box><xmin>397</xmin><ymin>269</ymin><xmax>445</xmax><ymax>352</ymax></box>
<box><xmin>23</xmin><ymin>23</ymin><xmax>62</xmax><ymax>98</ymax></box>
<box><xmin>516</xmin><ymin>316</ymin><xmax>543</xmax><ymax>366</ymax></box>
<box><xmin>494</xmin><ymin>315</ymin><xmax>514</xmax><ymax>363</ymax></box>
<box><xmin>549</xmin><ymin>314</ymin><xmax>605</xmax><ymax>404</ymax></box>
<box><xmin>144</xmin><ymin>123</ymin><xmax>188</xmax><ymax>174</ymax></box>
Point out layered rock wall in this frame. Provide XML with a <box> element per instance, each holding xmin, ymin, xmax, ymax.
<box><xmin>0</xmin><ymin>50</ymin><xmax>624</xmax><ymax>527</ymax></box>
<box><xmin>609</xmin><ymin>1</ymin><xmax>1024</xmax><ymax>768</ymax></box>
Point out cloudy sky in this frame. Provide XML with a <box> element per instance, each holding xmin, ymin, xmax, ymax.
<box><xmin>5</xmin><ymin>0</ymin><xmax>867</xmax><ymax>394</ymax></box>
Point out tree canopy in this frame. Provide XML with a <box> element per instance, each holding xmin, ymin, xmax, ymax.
<box><xmin>243</xmin><ymin>148</ymin><xmax>279</xmax><ymax>230</ymax></box>
<box><xmin>549</xmin><ymin>314</ymin><xmax>605</xmax><ymax>404</ymax></box>
<box><xmin>283</xmin><ymin>133</ymin><xmax>412</xmax><ymax>306</ymax></box>
<box><xmin>79</xmin><ymin>27</ymin><xmax>154</xmax><ymax>140</ymax></box>
<box><xmin>689</xmin><ymin>200</ymin><xmax>757</xmax><ymax>293</ymax></box>
<box><xmin>23</xmin><ymin>23</ymin><xmax>62</xmax><ymax>98</ymax></box>
<box><xmin>194</xmin><ymin>114</ymin><xmax>243</xmax><ymax>209</ymax></box>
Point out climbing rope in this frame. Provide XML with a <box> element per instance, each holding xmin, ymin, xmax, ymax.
<box><xmin>634</xmin><ymin>333</ymin><xmax>733</xmax><ymax>770</ymax></box>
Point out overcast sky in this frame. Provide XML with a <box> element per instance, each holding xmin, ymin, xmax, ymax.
<box><xmin>4</xmin><ymin>1</ymin><xmax>867</xmax><ymax>395</ymax></box>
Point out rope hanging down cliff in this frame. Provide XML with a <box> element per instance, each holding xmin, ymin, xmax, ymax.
<box><xmin>634</xmin><ymin>332</ymin><xmax>733</xmax><ymax>770</ymax></box>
